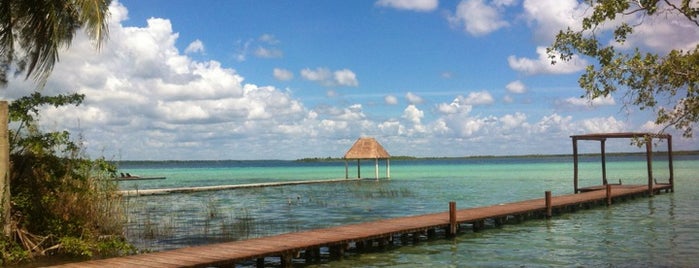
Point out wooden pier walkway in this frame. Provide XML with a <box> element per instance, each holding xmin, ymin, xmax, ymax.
<box><xmin>119</xmin><ymin>178</ymin><xmax>362</xmax><ymax>197</ymax></box>
<box><xmin>53</xmin><ymin>183</ymin><xmax>672</xmax><ymax>268</ymax></box>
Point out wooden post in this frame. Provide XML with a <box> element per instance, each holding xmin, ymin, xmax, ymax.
<box><xmin>281</xmin><ymin>253</ymin><xmax>292</xmax><ymax>268</ymax></box>
<box><xmin>601</xmin><ymin>139</ymin><xmax>608</xmax><ymax>185</ymax></box>
<box><xmin>256</xmin><ymin>257</ymin><xmax>265</xmax><ymax>268</ymax></box>
<box><xmin>345</xmin><ymin>160</ymin><xmax>348</xmax><ymax>179</ymax></box>
<box><xmin>374</xmin><ymin>158</ymin><xmax>379</xmax><ymax>180</ymax></box>
<box><xmin>449</xmin><ymin>201</ymin><xmax>457</xmax><ymax>236</ymax></box>
<box><xmin>0</xmin><ymin>101</ymin><xmax>10</xmax><ymax>238</ymax></box>
<box><xmin>645</xmin><ymin>136</ymin><xmax>654</xmax><ymax>196</ymax></box>
<box><xmin>386</xmin><ymin>158</ymin><xmax>390</xmax><ymax>179</ymax></box>
<box><xmin>606</xmin><ymin>183</ymin><xmax>612</xmax><ymax>206</ymax></box>
<box><xmin>545</xmin><ymin>191</ymin><xmax>552</xmax><ymax>218</ymax></box>
<box><xmin>357</xmin><ymin>159</ymin><xmax>361</xmax><ymax>178</ymax></box>
<box><xmin>667</xmin><ymin>135</ymin><xmax>674</xmax><ymax>192</ymax></box>
<box><xmin>572</xmin><ymin>137</ymin><xmax>579</xmax><ymax>193</ymax></box>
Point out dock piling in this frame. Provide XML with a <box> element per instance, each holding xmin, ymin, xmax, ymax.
<box><xmin>606</xmin><ymin>184</ymin><xmax>612</xmax><ymax>206</ymax></box>
<box><xmin>545</xmin><ymin>191</ymin><xmax>552</xmax><ymax>218</ymax></box>
<box><xmin>449</xmin><ymin>201</ymin><xmax>457</xmax><ymax>236</ymax></box>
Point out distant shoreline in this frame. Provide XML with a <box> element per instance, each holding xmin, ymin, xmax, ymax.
<box><xmin>111</xmin><ymin>150</ymin><xmax>699</xmax><ymax>164</ymax></box>
<box><xmin>296</xmin><ymin>150</ymin><xmax>699</xmax><ymax>162</ymax></box>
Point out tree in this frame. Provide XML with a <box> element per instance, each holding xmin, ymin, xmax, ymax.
<box><xmin>548</xmin><ymin>0</ymin><xmax>698</xmax><ymax>138</ymax></box>
<box><xmin>0</xmin><ymin>0</ymin><xmax>111</xmax><ymax>239</ymax></box>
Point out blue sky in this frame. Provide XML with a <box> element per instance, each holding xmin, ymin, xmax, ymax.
<box><xmin>3</xmin><ymin>0</ymin><xmax>698</xmax><ymax>160</ymax></box>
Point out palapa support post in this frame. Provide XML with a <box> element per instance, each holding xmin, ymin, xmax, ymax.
<box><xmin>606</xmin><ymin>183</ymin><xmax>612</xmax><ymax>206</ymax></box>
<box><xmin>545</xmin><ymin>191</ymin><xmax>552</xmax><ymax>218</ymax></box>
<box><xmin>374</xmin><ymin>158</ymin><xmax>379</xmax><ymax>181</ymax></box>
<box><xmin>386</xmin><ymin>158</ymin><xmax>391</xmax><ymax>179</ymax></box>
<box><xmin>448</xmin><ymin>201</ymin><xmax>457</xmax><ymax>237</ymax></box>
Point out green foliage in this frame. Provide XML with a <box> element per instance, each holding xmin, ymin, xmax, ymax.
<box><xmin>549</xmin><ymin>0</ymin><xmax>699</xmax><ymax>138</ymax></box>
<box><xmin>0</xmin><ymin>0</ymin><xmax>111</xmax><ymax>87</ymax></box>
<box><xmin>0</xmin><ymin>92</ymin><xmax>133</xmax><ymax>265</ymax></box>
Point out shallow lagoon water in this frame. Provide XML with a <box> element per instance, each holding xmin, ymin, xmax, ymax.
<box><xmin>118</xmin><ymin>155</ymin><xmax>698</xmax><ymax>267</ymax></box>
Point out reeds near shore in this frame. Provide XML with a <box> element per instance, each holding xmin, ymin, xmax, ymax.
<box><xmin>122</xmin><ymin>180</ymin><xmax>417</xmax><ymax>251</ymax></box>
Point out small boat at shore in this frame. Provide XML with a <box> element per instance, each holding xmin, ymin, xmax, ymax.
<box><xmin>114</xmin><ymin>173</ymin><xmax>166</xmax><ymax>181</ymax></box>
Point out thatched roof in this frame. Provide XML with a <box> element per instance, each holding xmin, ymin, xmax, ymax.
<box><xmin>344</xmin><ymin>137</ymin><xmax>390</xmax><ymax>159</ymax></box>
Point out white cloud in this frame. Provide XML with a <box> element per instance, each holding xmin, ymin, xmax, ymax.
<box><xmin>258</xmin><ymin>34</ymin><xmax>279</xmax><ymax>44</ymax></box>
<box><xmin>255</xmin><ymin>47</ymin><xmax>283</xmax><ymax>58</ymax></box>
<box><xmin>581</xmin><ymin>116</ymin><xmax>626</xmax><ymax>133</ymax></box>
<box><xmin>506</xmin><ymin>80</ymin><xmax>526</xmax><ymax>94</ymax></box>
<box><xmin>301</xmin><ymin>67</ymin><xmax>359</xmax><ymax>87</ymax></box>
<box><xmin>508</xmin><ymin>46</ymin><xmax>587</xmax><ymax>75</ymax></box>
<box><xmin>620</xmin><ymin>8</ymin><xmax>699</xmax><ymax>53</ymax></box>
<box><xmin>437</xmin><ymin>97</ymin><xmax>473</xmax><ymax>115</ymax></box>
<box><xmin>560</xmin><ymin>95</ymin><xmax>616</xmax><ymax>108</ymax></box>
<box><xmin>521</xmin><ymin>0</ymin><xmax>589</xmax><ymax>42</ymax></box>
<box><xmin>301</xmin><ymin>67</ymin><xmax>332</xmax><ymax>83</ymax></box>
<box><xmin>273</xmin><ymin>68</ymin><xmax>294</xmax><ymax>81</ymax></box>
<box><xmin>405</xmin><ymin>92</ymin><xmax>424</xmax><ymax>104</ymax></box>
<box><xmin>448</xmin><ymin>0</ymin><xmax>512</xmax><ymax>36</ymax></box>
<box><xmin>402</xmin><ymin>104</ymin><xmax>424</xmax><ymax>124</ymax></box>
<box><xmin>500</xmin><ymin>112</ymin><xmax>527</xmax><ymax>130</ymax></box>
<box><xmin>385</xmin><ymin>95</ymin><xmax>399</xmax><ymax>105</ymax></box>
<box><xmin>375</xmin><ymin>0</ymin><xmax>438</xmax><ymax>12</ymax></box>
<box><xmin>334</xmin><ymin>69</ymin><xmax>359</xmax><ymax>87</ymax></box>
<box><xmin>503</xmin><ymin>95</ymin><xmax>514</xmax><ymax>103</ymax></box>
<box><xmin>184</xmin><ymin>39</ymin><xmax>205</xmax><ymax>54</ymax></box>
<box><xmin>463</xmin><ymin>91</ymin><xmax>494</xmax><ymax>105</ymax></box>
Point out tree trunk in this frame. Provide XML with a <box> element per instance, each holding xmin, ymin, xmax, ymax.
<box><xmin>0</xmin><ymin>101</ymin><xmax>10</xmax><ymax>237</ymax></box>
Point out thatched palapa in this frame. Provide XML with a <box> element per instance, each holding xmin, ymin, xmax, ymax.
<box><xmin>343</xmin><ymin>137</ymin><xmax>391</xmax><ymax>180</ymax></box>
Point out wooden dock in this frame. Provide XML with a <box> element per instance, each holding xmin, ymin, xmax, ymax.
<box><xmin>52</xmin><ymin>183</ymin><xmax>673</xmax><ymax>268</ymax></box>
<box><xmin>119</xmin><ymin>178</ymin><xmax>362</xmax><ymax>197</ymax></box>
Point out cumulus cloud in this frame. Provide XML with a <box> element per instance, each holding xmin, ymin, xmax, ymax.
<box><xmin>521</xmin><ymin>0</ymin><xmax>589</xmax><ymax>42</ymax></box>
<box><xmin>375</xmin><ymin>0</ymin><xmax>438</xmax><ymax>12</ymax></box>
<box><xmin>508</xmin><ymin>46</ymin><xmax>587</xmax><ymax>75</ymax></box>
<box><xmin>559</xmin><ymin>95</ymin><xmax>616</xmax><ymax>108</ymax></box>
<box><xmin>437</xmin><ymin>97</ymin><xmax>473</xmax><ymax>115</ymax></box>
<box><xmin>616</xmin><ymin>5</ymin><xmax>699</xmax><ymax>53</ymax></box>
<box><xmin>334</xmin><ymin>69</ymin><xmax>359</xmax><ymax>87</ymax></box>
<box><xmin>255</xmin><ymin>47</ymin><xmax>283</xmax><ymax>58</ymax></box>
<box><xmin>448</xmin><ymin>0</ymin><xmax>514</xmax><ymax>36</ymax></box>
<box><xmin>273</xmin><ymin>68</ymin><xmax>294</xmax><ymax>81</ymax></box>
<box><xmin>500</xmin><ymin>112</ymin><xmax>527</xmax><ymax>130</ymax></box>
<box><xmin>462</xmin><ymin>91</ymin><xmax>494</xmax><ymax>105</ymax></box>
<box><xmin>402</xmin><ymin>104</ymin><xmax>424</xmax><ymax>124</ymax></box>
<box><xmin>506</xmin><ymin>80</ymin><xmax>526</xmax><ymax>94</ymax></box>
<box><xmin>301</xmin><ymin>67</ymin><xmax>359</xmax><ymax>87</ymax></box>
<box><xmin>405</xmin><ymin>92</ymin><xmax>424</xmax><ymax>104</ymax></box>
<box><xmin>581</xmin><ymin>116</ymin><xmax>626</xmax><ymax>133</ymax></box>
<box><xmin>385</xmin><ymin>95</ymin><xmax>399</xmax><ymax>105</ymax></box>
<box><xmin>233</xmin><ymin>33</ymin><xmax>283</xmax><ymax>61</ymax></box>
<box><xmin>184</xmin><ymin>39</ymin><xmax>205</xmax><ymax>54</ymax></box>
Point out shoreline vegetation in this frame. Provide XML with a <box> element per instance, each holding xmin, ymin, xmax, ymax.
<box><xmin>110</xmin><ymin>150</ymin><xmax>699</xmax><ymax>164</ymax></box>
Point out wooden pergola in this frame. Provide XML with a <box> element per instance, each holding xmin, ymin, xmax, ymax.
<box><xmin>343</xmin><ymin>137</ymin><xmax>391</xmax><ymax>180</ymax></box>
<box><xmin>571</xmin><ymin>132</ymin><xmax>674</xmax><ymax>195</ymax></box>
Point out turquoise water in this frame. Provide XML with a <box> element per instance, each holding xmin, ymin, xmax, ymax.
<box><xmin>117</xmin><ymin>155</ymin><xmax>699</xmax><ymax>267</ymax></box>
